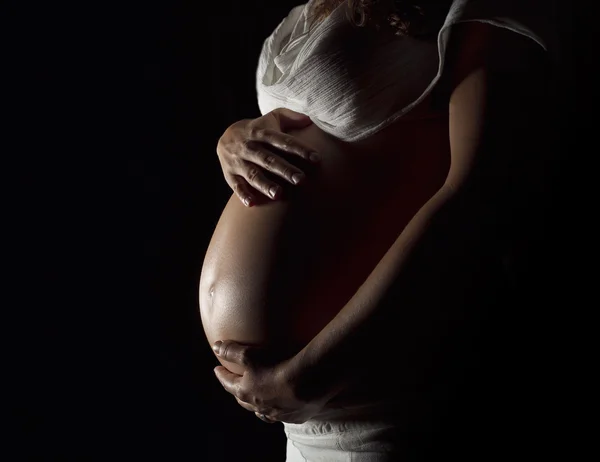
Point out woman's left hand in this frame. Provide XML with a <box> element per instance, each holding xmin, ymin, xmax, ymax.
<box><xmin>212</xmin><ymin>340</ymin><xmax>331</xmax><ymax>424</ymax></box>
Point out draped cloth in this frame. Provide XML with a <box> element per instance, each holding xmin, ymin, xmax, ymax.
<box><xmin>256</xmin><ymin>0</ymin><xmax>552</xmax><ymax>142</ymax></box>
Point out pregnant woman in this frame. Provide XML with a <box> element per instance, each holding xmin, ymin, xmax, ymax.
<box><xmin>200</xmin><ymin>0</ymin><xmax>555</xmax><ymax>459</ymax></box>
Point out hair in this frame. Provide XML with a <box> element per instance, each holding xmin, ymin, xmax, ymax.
<box><xmin>310</xmin><ymin>0</ymin><xmax>454</xmax><ymax>40</ymax></box>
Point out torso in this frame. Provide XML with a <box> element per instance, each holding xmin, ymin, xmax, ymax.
<box><xmin>201</xmin><ymin>1</ymin><xmax>552</xmax><ymax>416</ymax></box>
<box><xmin>200</xmin><ymin>95</ymin><xmax>451</xmax><ymax>376</ymax></box>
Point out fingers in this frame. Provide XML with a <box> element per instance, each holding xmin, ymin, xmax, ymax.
<box><xmin>229</xmin><ymin>175</ymin><xmax>256</xmax><ymax>207</ymax></box>
<box><xmin>234</xmin><ymin>397</ymin><xmax>278</xmax><ymax>423</ymax></box>
<box><xmin>252</xmin><ymin>149</ymin><xmax>308</xmax><ymax>187</ymax></box>
<box><xmin>255</xmin><ymin>412</ymin><xmax>277</xmax><ymax>423</ymax></box>
<box><xmin>235</xmin><ymin>397</ymin><xmax>258</xmax><ymax>413</ymax></box>
<box><xmin>271</xmin><ymin>108</ymin><xmax>313</xmax><ymax>130</ymax></box>
<box><xmin>214</xmin><ymin>366</ymin><xmax>257</xmax><ymax>406</ymax></box>
<box><xmin>237</xmin><ymin>141</ymin><xmax>308</xmax><ymax>188</ymax></box>
<box><xmin>217</xmin><ymin>112</ymin><xmax>322</xmax><ymax>206</ymax></box>
<box><xmin>251</xmin><ymin>128</ymin><xmax>320</xmax><ymax>165</ymax></box>
<box><xmin>233</xmin><ymin>395</ymin><xmax>297</xmax><ymax>424</ymax></box>
<box><xmin>212</xmin><ymin>340</ymin><xmax>254</xmax><ymax>367</ymax></box>
<box><xmin>240</xmin><ymin>161</ymin><xmax>284</xmax><ymax>200</ymax></box>
<box><xmin>214</xmin><ymin>365</ymin><xmax>242</xmax><ymax>397</ymax></box>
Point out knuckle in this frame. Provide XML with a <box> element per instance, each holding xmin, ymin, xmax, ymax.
<box><xmin>265</xmin><ymin>112</ymin><xmax>279</xmax><ymax>125</ymax></box>
<box><xmin>247</xmin><ymin>167</ymin><xmax>260</xmax><ymax>181</ymax></box>
<box><xmin>288</xmin><ymin>135</ymin><xmax>299</xmax><ymax>147</ymax></box>
<box><xmin>249</xmin><ymin>126</ymin><xmax>263</xmax><ymax>140</ymax></box>
<box><xmin>263</xmin><ymin>154</ymin><xmax>276</xmax><ymax>167</ymax></box>
<box><xmin>240</xmin><ymin>138</ymin><xmax>253</xmax><ymax>152</ymax></box>
<box><xmin>233</xmin><ymin>155</ymin><xmax>246</xmax><ymax>169</ymax></box>
<box><xmin>220</xmin><ymin>340</ymin><xmax>233</xmax><ymax>358</ymax></box>
<box><xmin>282</xmin><ymin>167</ymin><xmax>293</xmax><ymax>179</ymax></box>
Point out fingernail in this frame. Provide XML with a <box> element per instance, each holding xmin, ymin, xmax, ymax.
<box><xmin>269</xmin><ymin>186</ymin><xmax>279</xmax><ymax>198</ymax></box>
<box><xmin>309</xmin><ymin>152</ymin><xmax>320</xmax><ymax>162</ymax></box>
<box><xmin>292</xmin><ymin>173</ymin><xmax>305</xmax><ymax>184</ymax></box>
<box><xmin>212</xmin><ymin>341</ymin><xmax>222</xmax><ymax>354</ymax></box>
<box><xmin>243</xmin><ymin>197</ymin><xmax>253</xmax><ymax>207</ymax></box>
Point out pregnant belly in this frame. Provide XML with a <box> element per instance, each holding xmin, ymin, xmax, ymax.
<box><xmin>200</xmin><ymin>117</ymin><xmax>450</xmax><ymax>375</ymax></box>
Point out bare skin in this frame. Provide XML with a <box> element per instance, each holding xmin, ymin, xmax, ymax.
<box><xmin>200</xmin><ymin>95</ymin><xmax>450</xmax><ymax>378</ymax></box>
<box><xmin>207</xmin><ymin>17</ymin><xmax>552</xmax><ymax>425</ymax></box>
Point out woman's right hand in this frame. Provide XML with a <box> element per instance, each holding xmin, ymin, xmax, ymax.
<box><xmin>216</xmin><ymin>108</ymin><xmax>321</xmax><ymax>207</ymax></box>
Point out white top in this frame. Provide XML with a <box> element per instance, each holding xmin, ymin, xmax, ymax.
<box><xmin>255</xmin><ymin>0</ymin><xmax>553</xmax><ymax>142</ymax></box>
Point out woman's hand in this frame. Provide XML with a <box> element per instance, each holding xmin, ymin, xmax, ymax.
<box><xmin>212</xmin><ymin>340</ymin><xmax>333</xmax><ymax>424</ymax></box>
<box><xmin>216</xmin><ymin>108</ymin><xmax>321</xmax><ymax>207</ymax></box>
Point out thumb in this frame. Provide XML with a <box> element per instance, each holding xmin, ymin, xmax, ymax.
<box><xmin>273</xmin><ymin>108</ymin><xmax>313</xmax><ymax>130</ymax></box>
<box><xmin>213</xmin><ymin>340</ymin><xmax>257</xmax><ymax>367</ymax></box>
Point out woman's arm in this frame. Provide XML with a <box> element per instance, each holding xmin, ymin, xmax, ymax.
<box><xmin>287</xmin><ymin>22</ymin><xmax>551</xmax><ymax>402</ymax></box>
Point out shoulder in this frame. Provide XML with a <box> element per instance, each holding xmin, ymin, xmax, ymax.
<box><xmin>447</xmin><ymin>20</ymin><xmax>549</xmax><ymax>91</ymax></box>
<box><xmin>431</xmin><ymin>18</ymin><xmax>549</xmax><ymax>114</ymax></box>
<box><xmin>444</xmin><ymin>21</ymin><xmax>551</xmax><ymax>191</ymax></box>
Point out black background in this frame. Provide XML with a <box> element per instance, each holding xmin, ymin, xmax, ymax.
<box><xmin>6</xmin><ymin>1</ymin><xmax>585</xmax><ymax>460</ymax></box>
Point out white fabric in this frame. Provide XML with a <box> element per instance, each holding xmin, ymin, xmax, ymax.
<box><xmin>256</xmin><ymin>2</ymin><xmax>555</xmax><ymax>459</ymax></box>
<box><xmin>256</xmin><ymin>0</ymin><xmax>551</xmax><ymax>142</ymax></box>
<box><xmin>285</xmin><ymin>416</ymin><xmax>405</xmax><ymax>461</ymax></box>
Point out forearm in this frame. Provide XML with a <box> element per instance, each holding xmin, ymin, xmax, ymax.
<box><xmin>286</xmin><ymin>18</ymin><xmax>550</xmax><ymax>403</ymax></box>
<box><xmin>291</xmin><ymin>182</ymin><xmax>492</xmax><ymax>402</ymax></box>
